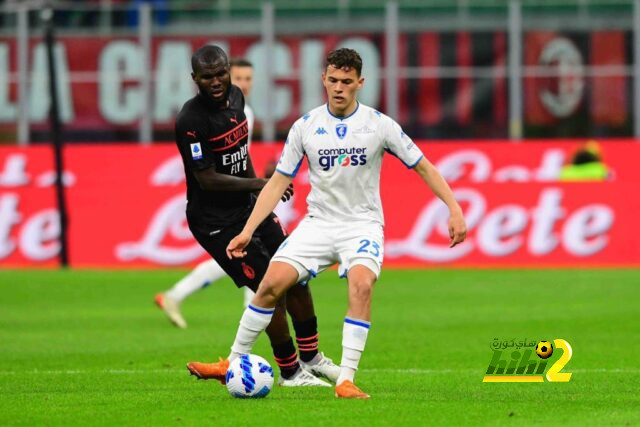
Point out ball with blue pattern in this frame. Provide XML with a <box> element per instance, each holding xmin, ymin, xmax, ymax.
<box><xmin>226</xmin><ymin>354</ymin><xmax>274</xmax><ymax>398</ymax></box>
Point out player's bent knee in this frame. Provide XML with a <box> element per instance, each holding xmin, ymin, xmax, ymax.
<box><xmin>254</xmin><ymin>281</ymin><xmax>280</xmax><ymax>305</ymax></box>
<box><xmin>347</xmin><ymin>264</ymin><xmax>376</xmax><ymax>303</ymax></box>
<box><xmin>348</xmin><ymin>262</ymin><xmax>377</xmax><ymax>281</ymax></box>
<box><xmin>350</xmin><ymin>280</ymin><xmax>374</xmax><ymax>301</ymax></box>
<box><xmin>253</xmin><ymin>276</ymin><xmax>283</xmax><ymax>306</ymax></box>
<box><xmin>255</xmin><ymin>271</ymin><xmax>294</xmax><ymax>305</ymax></box>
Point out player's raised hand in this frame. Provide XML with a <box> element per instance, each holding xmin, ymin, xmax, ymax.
<box><xmin>226</xmin><ymin>231</ymin><xmax>252</xmax><ymax>259</ymax></box>
<box><xmin>448</xmin><ymin>213</ymin><xmax>467</xmax><ymax>248</ymax></box>
<box><xmin>281</xmin><ymin>183</ymin><xmax>294</xmax><ymax>202</ymax></box>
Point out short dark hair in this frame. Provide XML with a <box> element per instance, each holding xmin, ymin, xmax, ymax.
<box><xmin>325</xmin><ymin>48</ymin><xmax>362</xmax><ymax>76</ymax></box>
<box><xmin>191</xmin><ymin>45</ymin><xmax>228</xmax><ymax>73</ymax></box>
<box><xmin>230</xmin><ymin>58</ymin><xmax>253</xmax><ymax>68</ymax></box>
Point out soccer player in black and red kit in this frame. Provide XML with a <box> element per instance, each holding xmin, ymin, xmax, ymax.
<box><xmin>176</xmin><ymin>45</ymin><xmax>339</xmax><ymax>386</ymax></box>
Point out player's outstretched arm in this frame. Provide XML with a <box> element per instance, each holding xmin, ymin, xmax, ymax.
<box><xmin>194</xmin><ymin>166</ymin><xmax>267</xmax><ymax>192</ymax></box>
<box><xmin>413</xmin><ymin>157</ymin><xmax>467</xmax><ymax>247</ymax></box>
<box><xmin>226</xmin><ymin>171</ymin><xmax>293</xmax><ymax>258</ymax></box>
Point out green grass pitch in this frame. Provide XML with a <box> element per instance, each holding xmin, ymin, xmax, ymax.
<box><xmin>1</xmin><ymin>269</ymin><xmax>639</xmax><ymax>426</ymax></box>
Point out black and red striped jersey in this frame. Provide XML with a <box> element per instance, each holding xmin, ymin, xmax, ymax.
<box><xmin>175</xmin><ymin>85</ymin><xmax>255</xmax><ymax>227</ymax></box>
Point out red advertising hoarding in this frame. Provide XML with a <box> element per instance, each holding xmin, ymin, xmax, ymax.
<box><xmin>1</xmin><ymin>141</ymin><xmax>638</xmax><ymax>268</ymax></box>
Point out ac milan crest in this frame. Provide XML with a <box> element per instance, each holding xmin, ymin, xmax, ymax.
<box><xmin>242</xmin><ymin>262</ymin><xmax>255</xmax><ymax>279</ymax></box>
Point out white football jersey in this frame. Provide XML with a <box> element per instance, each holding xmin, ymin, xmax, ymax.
<box><xmin>276</xmin><ymin>102</ymin><xmax>424</xmax><ymax>225</ymax></box>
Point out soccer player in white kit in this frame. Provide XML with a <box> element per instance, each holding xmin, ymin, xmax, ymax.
<box><xmin>216</xmin><ymin>48</ymin><xmax>467</xmax><ymax>398</ymax></box>
<box><xmin>155</xmin><ymin>58</ymin><xmax>260</xmax><ymax>328</ymax></box>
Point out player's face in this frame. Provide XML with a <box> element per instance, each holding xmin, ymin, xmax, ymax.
<box><xmin>322</xmin><ymin>65</ymin><xmax>364</xmax><ymax>116</ymax></box>
<box><xmin>192</xmin><ymin>59</ymin><xmax>231</xmax><ymax>103</ymax></box>
<box><xmin>230</xmin><ymin>65</ymin><xmax>253</xmax><ymax>98</ymax></box>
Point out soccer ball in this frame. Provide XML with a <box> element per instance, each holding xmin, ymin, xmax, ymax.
<box><xmin>536</xmin><ymin>341</ymin><xmax>554</xmax><ymax>359</ymax></box>
<box><xmin>225</xmin><ymin>354</ymin><xmax>274</xmax><ymax>398</ymax></box>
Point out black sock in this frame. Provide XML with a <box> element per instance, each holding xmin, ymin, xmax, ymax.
<box><xmin>293</xmin><ymin>316</ymin><xmax>319</xmax><ymax>363</ymax></box>
<box><xmin>272</xmin><ymin>338</ymin><xmax>299</xmax><ymax>379</ymax></box>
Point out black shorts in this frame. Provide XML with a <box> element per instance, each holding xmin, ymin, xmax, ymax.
<box><xmin>189</xmin><ymin>213</ymin><xmax>287</xmax><ymax>290</ymax></box>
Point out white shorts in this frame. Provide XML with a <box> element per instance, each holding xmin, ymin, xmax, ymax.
<box><xmin>271</xmin><ymin>216</ymin><xmax>384</xmax><ymax>282</ymax></box>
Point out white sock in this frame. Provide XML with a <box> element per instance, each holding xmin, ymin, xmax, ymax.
<box><xmin>337</xmin><ymin>317</ymin><xmax>370</xmax><ymax>385</ymax></box>
<box><xmin>229</xmin><ymin>304</ymin><xmax>274</xmax><ymax>361</ymax></box>
<box><xmin>165</xmin><ymin>259</ymin><xmax>226</xmax><ymax>302</ymax></box>
<box><xmin>243</xmin><ymin>287</ymin><xmax>255</xmax><ymax>308</ymax></box>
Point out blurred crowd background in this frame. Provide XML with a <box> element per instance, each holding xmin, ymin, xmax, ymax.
<box><xmin>0</xmin><ymin>0</ymin><xmax>636</xmax><ymax>144</ymax></box>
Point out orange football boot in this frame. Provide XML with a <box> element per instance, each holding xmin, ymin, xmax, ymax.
<box><xmin>335</xmin><ymin>380</ymin><xmax>370</xmax><ymax>399</ymax></box>
<box><xmin>186</xmin><ymin>358</ymin><xmax>230</xmax><ymax>384</ymax></box>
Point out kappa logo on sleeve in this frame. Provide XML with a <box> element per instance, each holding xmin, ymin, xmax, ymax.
<box><xmin>190</xmin><ymin>142</ymin><xmax>203</xmax><ymax>160</ymax></box>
